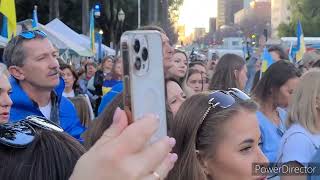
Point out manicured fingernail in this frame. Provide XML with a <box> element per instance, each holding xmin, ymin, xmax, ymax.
<box><xmin>169</xmin><ymin>153</ymin><xmax>178</xmax><ymax>163</ymax></box>
<box><xmin>168</xmin><ymin>137</ymin><xmax>176</xmax><ymax>147</ymax></box>
<box><xmin>113</xmin><ymin>107</ymin><xmax>121</xmax><ymax>124</ymax></box>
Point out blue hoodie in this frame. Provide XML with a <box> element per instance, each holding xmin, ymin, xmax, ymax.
<box><xmin>9</xmin><ymin>77</ymin><xmax>85</xmax><ymax>141</ymax></box>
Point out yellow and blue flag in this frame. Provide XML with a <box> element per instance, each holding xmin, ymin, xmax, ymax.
<box><xmin>0</xmin><ymin>0</ymin><xmax>17</xmax><ymax>39</ymax></box>
<box><xmin>261</xmin><ymin>47</ymin><xmax>273</xmax><ymax>73</ymax></box>
<box><xmin>32</xmin><ymin>5</ymin><xmax>39</xmax><ymax>30</ymax></box>
<box><xmin>89</xmin><ymin>9</ymin><xmax>96</xmax><ymax>54</ymax></box>
<box><xmin>296</xmin><ymin>20</ymin><xmax>306</xmax><ymax>62</ymax></box>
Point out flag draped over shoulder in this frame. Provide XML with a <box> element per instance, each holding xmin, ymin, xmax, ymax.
<box><xmin>0</xmin><ymin>0</ymin><xmax>17</xmax><ymax>39</ymax></box>
<box><xmin>32</xmin><ymin>5</ymin><xmax>39</xmax><ymax>30</ymax></box>
<box><xmin>261</xmin><ymin>47</ymin><xmax>273</xmax><ymax>73</ymax></box>
<box><xmin>296</xmin><ymin>20</ymin><xmax>306</xmax><ymax>62</ymax></box>
<box><xmin>89</xmin><ymin>9</ymin><xmax>96</xmax><ymax>54</ymax></box>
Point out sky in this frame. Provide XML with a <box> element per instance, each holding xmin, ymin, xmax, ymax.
<box><xmin>178</xmin><ymin>0</ymin><xmax>217</xmax><ymax>36</ymax></box>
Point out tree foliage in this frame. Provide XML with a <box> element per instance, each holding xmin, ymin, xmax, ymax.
<box><xmin>12</xmin><ymin>0</ymin><xmax>184</xmax><ymax>46</ymax></box>
<box><xmin>277</xmin><ymin>0</ymin><xmax>320</xmax><ymax>37</ymax></box>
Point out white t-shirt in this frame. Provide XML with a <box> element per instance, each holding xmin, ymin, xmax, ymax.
<box><xmin>277</xmin><ymin>123</ymin><xmax>320</xmax><ymax>167</ymax></box>
<box><xmin>63</xmin><ymin>90</ymin><xmax>75</xmax><ymax>98</ymax></box>
<box><xmin>39</xmin><ymin>102</ymin><xmax>52</xmax><ymax>120</ymax></box>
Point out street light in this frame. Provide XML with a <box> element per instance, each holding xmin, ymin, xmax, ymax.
<box><xmin>94</xmin><ymin>4</ymin><xmax>101</xmax><ymax>18</ymax></box>
<box><xmin>118</xmin><ymin>9</ymin><xmax>125</xmax><ymax>22</ymax></box>
<box><xmin>98</xmin><ymin>30</ymin><xmax>103</xmax><ymax>63</ymax></box>
<box><xmin>116</xmin><ymin>9</ymin><xmax>125</xmax><ymax>54</ymax></box>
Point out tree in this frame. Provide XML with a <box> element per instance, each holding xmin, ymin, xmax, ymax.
<box><xmin>159</xmin><ymin>0</ymin><xmax>184</xmax><ymax>44</ymax></box>
<box><xmin>82</xmin><ymin>0</ymin><xmax>89</xmax><ymax>34</ymax></box>
<box><xmin>278</xmin><ymin>0</ymin><xmax>320</xmax><ymax>37</ymax></box>
<box><xmin>49</xmin><ymin>0</ymin><xmax>59</xmax><ymax>20</ymax></box>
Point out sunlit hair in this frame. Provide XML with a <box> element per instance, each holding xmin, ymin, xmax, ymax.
<box><xmin>0</xmin><ymin>128</ymin><xmax>86</xmax><ymax>180</ymax></box>
<box><xmin>167</xmin><ymin>93</ymin><xmax>257</xmax><ymax>180</ymax></box>
<box><xmin>68</xmin><ymin>96</ymin><xmax>92</xmax><ymax>128</ymax></box>
<box><xmin>0</xmin><ymin>63</ymin><xmax>9</xmax><ymax>77</ymax></box>
<box><xmin>287</xmin><ymin>69</ymin><xmax>320</xmax><ymax>133</ymax></box>
<box><xmin>83</xmin><ymin>93</ymin><xmax>123</xmax><ymax>149</ymax></box>
<box><xmin>209</xmin><ymin>53</ymin><xmax>245</xmax><ymax>90</ymax></box>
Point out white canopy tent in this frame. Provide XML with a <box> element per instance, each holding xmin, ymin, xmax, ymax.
<box><xmin>46</xmin><ymin>18</ymin><xmax>115</xmax><ymax>56</ymax></box>
<box><xmin>17</xmin><ymin>19</ymin><xmax>94</xmax><ymax>57</ymax></box>
<box><xmin>0</xmin><ymin>36</ymin><xmax>8</xmax><ymax>48</ymax></box>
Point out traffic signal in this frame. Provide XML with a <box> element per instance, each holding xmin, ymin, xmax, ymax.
<box><xmin>94</xmin><ymin>4</ymin><xmax>101</xmax><ymax>17</ymax></box>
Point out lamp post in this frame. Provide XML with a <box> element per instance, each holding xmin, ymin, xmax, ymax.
<box><xmin>138</xmin><ymin>0</ymin><xmax>141</xmax><ymax>28</ymax></box>
<box><xmin>98</xmin><ymin>29</ymin><xmax>103</xmax><ymax>63</ymax></box>
<box><xmin>118</xmin><ymin>9</ymin><xmax>125</xmax><ymax>31</ymax></box>
<box><xmin>117</xmin><ymin>9</ymin><xmax>125</xmax><ymax>54</ymax></box>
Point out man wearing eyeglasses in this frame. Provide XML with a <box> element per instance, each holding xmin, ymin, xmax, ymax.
<box><xmin>2</xmin><ymin>30</ymin><xmax>85</xmax><ymax>141</ymax></box>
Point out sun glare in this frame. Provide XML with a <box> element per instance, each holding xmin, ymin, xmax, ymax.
<box><xmin>178</xmin><ymin>0</ymin><xmax>217</xmax><ymax>36</ymax></box>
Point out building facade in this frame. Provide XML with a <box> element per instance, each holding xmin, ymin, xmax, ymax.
<box><xmin>234</xmin><ymin>0</ymin><xmax>271</xmax><ymax>37</ymax></box>
<box><xmin>217</xmin><ymin>0</ymin><xmax>244</xmax><ymax>29</ymax></box>
<box><xmin>209</xmin><ymin>17</ymin><xmax>217</xmax><ymax>33</ymax></box>
<box><xmin>271</xmin><ymin>0</ymin><xmax>291</xmax><ymax>37</ymax></box>
<box><xmin>194</xmin><ymin>27</ymin><xmax>206</xmax><ymax>41</ymax></box>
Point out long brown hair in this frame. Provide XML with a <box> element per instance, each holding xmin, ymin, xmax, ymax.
<box><xmin>167</xmin><ymin>93</ymin><xmax>257</xmax><ymax>180</ymax></box>
<box><xmin>0</xmin><ymin>129</ymin><xmax>86</xmax><ymax>180</ymax></box>
<box><xmin>209</xmin><ymin>54</ymin><xmax>245</xmax><ymax>90</ymax></box>
<box><xmin>83</xmin><ymin>93</ymin><xmax>123</xmax><ymax>149</ymax></box>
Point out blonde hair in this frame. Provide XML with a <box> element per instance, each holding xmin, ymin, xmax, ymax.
<box><xmin>0</xmin><ymin>63</ymin><xmax>9</xmax><ymax>77</ymax></box>
<box><xmin>287</xmin><ymin>69</ymin><xmax>320</xmax><ymax>133</ymax></box>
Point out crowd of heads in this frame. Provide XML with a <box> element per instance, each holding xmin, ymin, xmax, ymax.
<box><xmin>1</xmin><ymin>27</ymin><xmax>320</xmax><ymax>180</ymax></box>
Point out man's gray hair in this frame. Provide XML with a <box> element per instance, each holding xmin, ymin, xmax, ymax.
<box><xmin>3</xmin><ymin>33</ymin><xmax>46</xmax><ymax>67</ymax></box>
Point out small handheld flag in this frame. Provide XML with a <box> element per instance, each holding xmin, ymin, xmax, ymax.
<box><xmin>89</xmin><ymin>8</ymin><xmax>96</xmax><ymax>54</ymax></box>
<box><xmin>32</xmin><ymin>5</ymin><xmax>39</xmax><ymax>30</ymax></box>
<box><xmin>296</xmin><ymin>20</ymin><xmax>306</xmax><ymax>62</ymax></box>
<box><xmin>261</xmin><ymin>47</ymin><xmax>273</xmax><ymax>73</ymax></box>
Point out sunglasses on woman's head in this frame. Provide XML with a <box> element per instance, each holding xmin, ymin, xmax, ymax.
<box><xmin>19</xmin><ymin>30</ymin><xmax>47</xmax><ymax>39</ymax></box>
<box><xmin>196</xmin><ymin>88</ymin><xmax>251</xmax><ymax>149</ymax></box>
<box><xmin>199</xmin><ymin>88</ymin><xmax>251</xmax><ymax>131</ymax></box>
<box><xmin>0</xmin><ymin>116</ymin><xmax>63</xmax><ymax>148</ymax></box>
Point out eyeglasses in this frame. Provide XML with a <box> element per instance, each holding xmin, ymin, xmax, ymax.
<box><xmin>199</xmin><ymin>88</ymin><xmax>251</xmax><ymax>130</ymax></box>
<box><xmin>0</xmin><ymin>115</ymin><xmax>63</xmax><ymax>148</ymax></box>
<box><xmin>19</xmin><ymin>30</ymin><xmax>47</xmax><ymax>39</ymax></box>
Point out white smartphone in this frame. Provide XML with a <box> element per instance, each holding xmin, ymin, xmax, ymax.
<box><xmin>121</xmin><ymin>30</ymin><xmax>167</xmax><ymax>142</ymax></box>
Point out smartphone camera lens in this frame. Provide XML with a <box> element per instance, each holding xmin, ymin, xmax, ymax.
<box><xmin>142</xmin><ymin>48</ymin><xmax>148</xmax><ymax>61</ymax></box>
<box><xmin>134</xmin><ymin>40</ymin><xmax>140</xmax><ymax>53</ymax></box>
<box><xmin>135</xmin><ymin>57</ymin><xmax>142</xmax><ymax>70</ymax></box>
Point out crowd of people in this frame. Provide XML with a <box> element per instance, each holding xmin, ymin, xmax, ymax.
<box><xmin>1</xmin><ymin>26</ymin><xmax>320</xmax><ymax>180</ymax></box>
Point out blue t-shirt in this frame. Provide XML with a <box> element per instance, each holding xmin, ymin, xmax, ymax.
<box><xmin>277</xmin><ymin>124</ymin><xmax>320</xmax><ymax>167</ymax></box>
<box><xmin>257</xmin><ymin>108</ymin><xmax>287</xmax><ymax>162</ymax></box>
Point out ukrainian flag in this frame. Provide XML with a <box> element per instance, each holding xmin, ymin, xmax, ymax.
<box><xmin>261</xmin><ymin>47</ymin><xmax>273</xmax><ymax>73</ymax></box>
<box><xmin>296</xmin><ymin>20</ymin><xmax>306</xmax><ymax>62</ymax></box>
<box><xmin>89</xmin><ymin>9</ymin><xmax>96</xmax><ymax>54</ymax></box>
<box><xmin>0</xmin><ymin>0</ymin><xmax>17</xmax><ymax>39</ymax></box>
<box><xmin>32</xmin><ymin>5</ymin><xmax>39</xmax><ymax>30</ymax></box>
